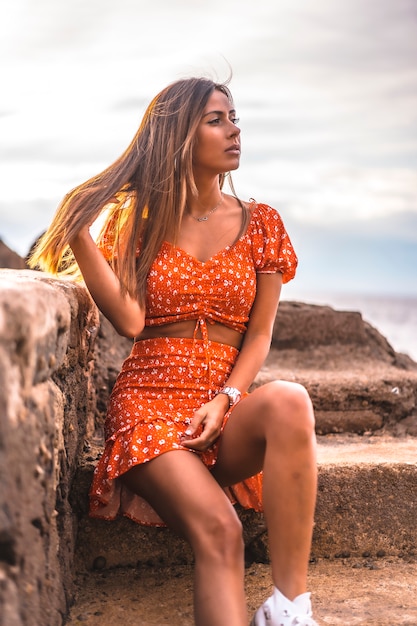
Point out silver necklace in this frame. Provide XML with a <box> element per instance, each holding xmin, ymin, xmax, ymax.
<box><xmin>189</xmin><ymin>194</ymin><xmax>223</xmax><ymax>222</ymax></box>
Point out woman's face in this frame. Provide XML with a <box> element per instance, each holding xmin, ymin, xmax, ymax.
<box><xmin>193</xmin><ymin>89</ymin><xmax>241</xmax><ymax>177</ymax></box>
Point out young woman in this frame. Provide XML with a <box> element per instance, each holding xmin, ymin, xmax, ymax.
<box><xmin>30</xmin><ymin>77</ymin><xmax>318</xmax><ymax>626</ymax></box>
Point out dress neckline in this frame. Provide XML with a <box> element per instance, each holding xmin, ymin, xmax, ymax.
<box><xmin>163</xmin><ymin>201</ymin><xmax>258</xmax><ymax>265</ymax></box>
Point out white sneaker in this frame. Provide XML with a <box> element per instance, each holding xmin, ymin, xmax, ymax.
<box><xmin>250</xmin><ymin>587</ymin><xmax>319</xmax><ymax>626</ymax></box>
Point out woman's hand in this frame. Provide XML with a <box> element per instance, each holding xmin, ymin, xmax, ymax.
<box><xmin>181</xmin><ymin>393</ymin><xmax>230</xmax><ymax>451</ymax></box>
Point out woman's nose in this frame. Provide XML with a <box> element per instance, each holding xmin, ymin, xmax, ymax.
<box><xmin>229</xmin><ymin>121</ymin><xmax>240</xmax><ymax>137</ymax></box>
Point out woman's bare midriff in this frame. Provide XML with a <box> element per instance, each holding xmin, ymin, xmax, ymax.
<box><xmin>135</xmin><ymin>319</ymin><xmax>244</xmax><ymax>350</ymax></box>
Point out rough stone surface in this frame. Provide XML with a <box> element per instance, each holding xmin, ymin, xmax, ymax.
<box><xmin>0</xmin><ymin>269</ymin><xmax>98</xmax><ymax>626</ymax></box>
<box><xmin>256</xmin><ymin>359</ymin><xmax>417</xmax><ymax>434</ymax></box>
<box><xmin>68</xmin><ymin>298</ymin><xmax>417</xmax><ymax>626</ymax></box>
<box><xmin>71</xmin><ymin>296</ymin><xmax>417</xmax><ymax>565</ymax></box>
<box><xmin>272</xmin><ymin>300</ymin><xmax>407</xmax><ymax>364</ymax></box>
<box><xmin>262</xmin><ymin>300</ymin><xmax>417</xmax><ymax>435</ymax></box>
<box><xmin>0</xmin><ymin>240</ymin><xmax>27</xmax><ymax>270</ymax></box>
<box><xmin>69</xmin><ymin>435</ymin><xmax>417</xmax><ymax>626</ymax></box>
<box><xmin>1</xmin><ymin>260</ymin><xmax>417</xmax><ymax>626</ymax></box>
<box><xmin>66</xmin><ymin>557</ymin><xmax>417</xmax><ymax>626</ymax></box>
<box><xmin>72</xmin><ymin>435</ymin><xmax>417</xmax><ymax>572</ymax></box>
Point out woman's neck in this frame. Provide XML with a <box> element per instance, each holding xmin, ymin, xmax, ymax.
<box><xmin>187</xmin><ymin>178</ymin><xmax>223</xmax><ymax>220</ymax></box>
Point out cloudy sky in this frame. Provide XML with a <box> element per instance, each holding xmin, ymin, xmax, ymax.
<box><xmin>1</xmin><ymin>0</ymin><xmax>416</xmax><ymax>298</ymax></box>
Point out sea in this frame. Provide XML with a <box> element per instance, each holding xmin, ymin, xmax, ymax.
<box><xmin>281</xmin><ymin>291</ymin><xmax>417</xmax><ymax>363</ymax></box>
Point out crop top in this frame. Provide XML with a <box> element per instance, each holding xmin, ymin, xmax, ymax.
<box><xmin>98</xmin><ymin>202</ymin><xmax>297</xmax><ymax>335</ymax></box>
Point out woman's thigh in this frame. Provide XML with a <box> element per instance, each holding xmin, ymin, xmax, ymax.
<box><xmin>212</xmin><ymin>380</ymin><xmax>314</xmax><ymax>487</ymax></box>
<box><xmin>121</xmin><ymin>450</ymin><xmax>241</xmax><ymax>544</ymax></box>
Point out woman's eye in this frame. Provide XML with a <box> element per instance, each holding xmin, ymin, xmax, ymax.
<box><xmin>207</xmin><ymin>117</ymin><xmax>239</xmax><ymax>126</ymax></box>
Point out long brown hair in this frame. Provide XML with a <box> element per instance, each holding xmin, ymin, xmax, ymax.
<box><xmin>29</xmin><ymin>77</ymin><xmax>244</xmax><ymax>304</ymax></box>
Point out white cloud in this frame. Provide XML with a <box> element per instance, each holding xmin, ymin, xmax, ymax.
<box><xmin>0</xmin><ymin>0</ymin><xmax>416</xmax><ymax>294</ymax></box>
<box><xmin>234</xmin><ymin>160</ymin><xmax>417</xmax><ymax>226</ymax></box>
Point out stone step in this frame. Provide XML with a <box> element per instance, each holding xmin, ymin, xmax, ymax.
<box><xmin>72</xmin><ymin>434</ymin><xmax>417</xmax><ymax>573</ymax></box>
<box><xmin>66</xmin><ymin>556</ymin><xmax>417</xmax><ymax>625</ymax></box>
<box><xmin>257</xmin><ymin>354</ymin><xmax>417</xmax><ymax>436</ymax></box>
<box><xmin>312</xmin><ymin>434</ymin><xmax>417</xmax><ymax>560</ymax></box>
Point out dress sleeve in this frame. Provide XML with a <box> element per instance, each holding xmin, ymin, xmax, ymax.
<box><xmin>251</xmin><ymin>204</ymin><xmax>298</xmax><ymax>283</ymax></box>
<box><xmin>96</xmin><ymin>213</ymin><xmax>117</xmax><ymax>261</ymax></box>
<box><xmin>95</xmin><ymin>210</ymin><xmax>141</xmax><ymax>261</ymax></box>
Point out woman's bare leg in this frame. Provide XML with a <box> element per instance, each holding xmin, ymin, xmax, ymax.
<box><xmin>121</xmin><ymin>451</ymin><xmax>248</xmax><ymax>626</ymax></box>
<box><xmin>212</xmin><ymin>380</ymin><xmax>317</xmax><ymax>601</ymax></box>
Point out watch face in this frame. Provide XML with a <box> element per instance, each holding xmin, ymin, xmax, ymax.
<box><xmin>219</xmin><ymin>386</ymin><xmax>241</xmax><ymax>406</ymax></box>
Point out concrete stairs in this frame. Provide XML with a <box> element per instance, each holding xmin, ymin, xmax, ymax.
<box><xmin>71</xmin><ymin>434</ymin><xmax>417</xmax><ymax>568</ymax></box>
<box><xmin>66</xmin><ymin>438</ymin><xmax>417</xmax><ymax>624</ymax></box>
<box><xmin>66</xmin><ymin>338</ymin><xmax>417</xmax><ymax>625</ymax></box>
<box><xmin>2</xmin><ymin>262</ymin><xmax>416</xmax><ymax>625</ymax></box>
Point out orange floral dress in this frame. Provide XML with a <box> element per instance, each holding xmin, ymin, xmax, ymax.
<box><xmin>89</xmin><ymin>202</ymin><xmax>297</xmax><ymax>526</ymax></box>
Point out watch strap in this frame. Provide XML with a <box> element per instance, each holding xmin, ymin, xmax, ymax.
<box><xmin>218</xmin><ymin>386</ymin><xmax>241</xmax><ymax>407</ymax></box>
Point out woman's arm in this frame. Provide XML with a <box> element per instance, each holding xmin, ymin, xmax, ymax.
<box><xmin>182</xmin><ymin>272</ymin><xmax>282</xmax><ymax>450</ymax></box>
<box><xmin>221</xmin><ymin>271</ymin><xmax>282</xmax><ymax>393</ymax></box>
<box><xmin>69</xmin><ymin>227</ymin><xmax>145</xmax><ymax>338</ymax></box>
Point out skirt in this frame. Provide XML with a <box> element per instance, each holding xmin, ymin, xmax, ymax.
<box><xmin>89</xmin><ymin>336</ymin><xmax>263</xmax><ymax>526</ymax></box>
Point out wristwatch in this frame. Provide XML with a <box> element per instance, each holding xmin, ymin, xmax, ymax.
<box><xmin>218</xmin><ymin>386</ymin><xmax>241</xmax><ymax>407</ymax></box>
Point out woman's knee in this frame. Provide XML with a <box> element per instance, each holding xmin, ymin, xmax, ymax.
<box><xmin>191</xmin><ymin>506</ymin><xmax>244</xmax><ymax>561</ymax></box>
<box><xmin>259</xmin><ymin>380</ymin><xmax>315</xmax><ymax>437</ymax></box>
